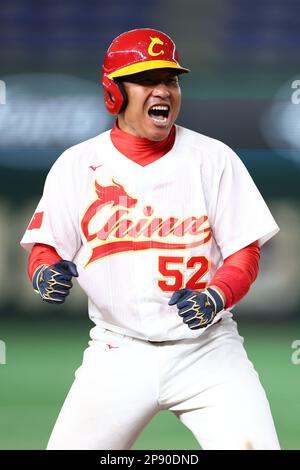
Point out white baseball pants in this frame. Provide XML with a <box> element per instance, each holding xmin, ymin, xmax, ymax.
<box><xmin>47</xmin><ymin>318</ymin><xmax>280</xmax><ymax>450</ymax></box>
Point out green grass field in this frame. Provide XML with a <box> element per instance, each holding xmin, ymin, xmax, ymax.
<box><xmin>0</xmin><ymin>318</ymin><xmax>299</xmax><ymax>450</ymax></box>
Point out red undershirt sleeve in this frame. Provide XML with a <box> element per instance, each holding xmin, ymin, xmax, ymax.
<box><xmin>28</xmin><ymin>243</ymin><xmax>62</xmax><ymax>282</ymax></box>
<box><xmin>209</xmin><ymin>241</ymin><xmax>260</xmax><ymax>309</ymax></box>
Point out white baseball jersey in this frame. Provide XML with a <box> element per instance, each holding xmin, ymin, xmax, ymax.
<box><xmin>21</xmin><ymin>125</ymin><xmax>279</xmax><ymax>341</ymax></box>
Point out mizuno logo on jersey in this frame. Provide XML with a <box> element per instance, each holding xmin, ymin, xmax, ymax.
<box><xmin>89</xmin><ymin>165</ymin><xmax>102</xmax><ymax>171</ymax></box>
<box><xmin>81</xmin><ymin>178</ymin><xmax>212</xmax><ymax>266</ymax></box>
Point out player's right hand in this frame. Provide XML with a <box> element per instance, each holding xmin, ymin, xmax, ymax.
<box><xmin>32</xmin><ymin>260</ymin><xmax>78</xmax><ymax>304</ymax></box>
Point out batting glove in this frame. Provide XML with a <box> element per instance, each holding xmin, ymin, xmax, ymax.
<box><xmin>168</xmin><ymin>287</ymin><xmax>224</xmax><ymax>329</ymax></box>
<box><xmin>32</xmin><ymin>260</ymin><xmax>78</xmax><ymax>304</ymax></box>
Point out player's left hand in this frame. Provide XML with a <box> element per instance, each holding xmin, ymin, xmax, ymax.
<box><xmin>168</xmin><ymin>287</ymin><xmax>224</xmax><ymax>329</ymax></box>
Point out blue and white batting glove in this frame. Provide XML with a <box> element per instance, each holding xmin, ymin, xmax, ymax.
<box><xmin>32</xmin><ymin>260</ymin><xmax>78</xmax><ymax>304</ymax></box>
<box><xmin>168</xmin><ymin>287</ymin><xmax>224</xmax><ymax>329</ymax></box>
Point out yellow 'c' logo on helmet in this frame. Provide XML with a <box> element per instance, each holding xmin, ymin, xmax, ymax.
<box><xmin>148</xmin><ymin>36</ymin><xmax>164</xmax><ymax>56</ymax></box>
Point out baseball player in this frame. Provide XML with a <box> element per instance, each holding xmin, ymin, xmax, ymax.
<box><xmin>21</xmin><ymin>28</ymin><xmax>280</xmax><ymax>450</ymax></box>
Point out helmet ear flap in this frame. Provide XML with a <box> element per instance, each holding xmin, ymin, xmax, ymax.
<box><xmin>102</xmin><ymin>76</ymin><xmax>128</xmax><ymax>115</ymax></box>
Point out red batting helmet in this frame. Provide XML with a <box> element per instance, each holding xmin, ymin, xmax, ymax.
<box><xmin>102</xmin><ymin>28</ymin><xmax>190</xmax><ymax>114</ymax></box>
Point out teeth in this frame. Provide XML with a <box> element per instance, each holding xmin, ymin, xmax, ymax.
<box><xmin>150</xmin><ymin>105</ymin><xmax>169</xmax><ymax>111</ymax></box>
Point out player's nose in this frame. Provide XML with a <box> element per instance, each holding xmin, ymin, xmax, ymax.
<box><xmin>152</xmin><ymin>82</ymin><xmax>171</xmax><ymax>98</ymax></box>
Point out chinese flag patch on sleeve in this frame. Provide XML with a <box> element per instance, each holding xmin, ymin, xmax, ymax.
<box><xmin>28</xmin><ymin>211</ymin><xmax>44</xmax><ymax>230</ymax></box>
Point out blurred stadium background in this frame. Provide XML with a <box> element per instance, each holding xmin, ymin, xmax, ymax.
<box><xmin>0</xmin><ymin>0</ymin><xmax>300</xmax><ymax>450</ymax></box>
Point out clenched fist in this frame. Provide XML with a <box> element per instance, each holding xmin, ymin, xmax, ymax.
<box><xmin>169</xmin><ymin>287</ymin><xmax>224</xmax><ymax>329</ymax></box>
<box><xmin>32</xmin><ymin>260</ymin><xmax>78</xmax><ymax>304</ymax></box>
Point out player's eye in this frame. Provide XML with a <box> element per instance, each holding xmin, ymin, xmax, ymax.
<box><xmin>139</xmin><ymin>79</ymin><xmax>154</xmax><ymax>86</ymax></box>
<box><xmin>165</xmin><ymin>77</ymin><xmax>179</xmax><ymax>86</ymax></box>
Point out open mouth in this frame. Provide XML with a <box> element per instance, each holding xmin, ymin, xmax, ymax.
<box><xmin>148</xmin><ymin>105</ymin><xmax>170</xmax><ymax>122</ymax></box>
